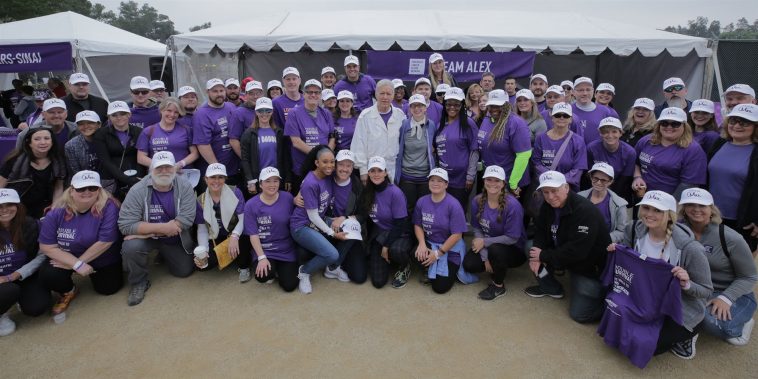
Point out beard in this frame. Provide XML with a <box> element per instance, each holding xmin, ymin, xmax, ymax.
<box><xmin>152</xmin><ymin>171</ymin><xmax>176</xmax><ymax>187</ymax></box>
<box><xmin>209</xmin><ymin>95</ymin><xmax>225</xmax><ymax>106</ymax></box>
<box><xmin>667</xmin><ymin>96</ymin><xmax>687</xmax><ymax>109</ymax></box>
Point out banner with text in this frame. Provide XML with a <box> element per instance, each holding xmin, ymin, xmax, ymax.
<box><xmin>0</xmin><ymin>42</ymin><xmax>73</xmax><ymax>73</ymax></box>
<box><xmin>366</xmin><ymin>51</ymin><xmax>535</xmax><ymax>83</ymax></box>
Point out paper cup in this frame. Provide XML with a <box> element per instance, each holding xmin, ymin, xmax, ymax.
<box><xmin>123</xmin><ymin>169</ymin><xmax>138</xmax><ymax>177</ymax></box>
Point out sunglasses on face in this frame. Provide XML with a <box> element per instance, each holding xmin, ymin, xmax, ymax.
<box><xmin>552</xmin><ymin>113</ymin><xmax>571</xmax><ymax>119</ymax></box>
<box><xmin>74</xmin><ymin>186</ymin><xmax>100</xmax><ymax>193</ymax></box>
<box><xmin>728</xmin><ymin>117</ymin><xmax>755</xmax><ymax>127</ymax></box>
<box><xmin>304</xmin><ymin>90</ymin><xmax>321</xmax><ymax>95</ymax></box>
<box><xmin>664</xmin><ymin>85</ymin><xmax>685</xmax><ymax>93</ymax></box>
<box><xmin>131</xmin><ymin>90</ymin><xmax>149</xmax><ymax>95</ymax></box>
<box><xmin>659</xmin><ymin>121</ymin><xmax>683</xmax><ymax>128</ymax></box>
<box><xmin>256</xmin><ymin>109</ymin><xmax>272</xmax><ymax>114</ymax></box>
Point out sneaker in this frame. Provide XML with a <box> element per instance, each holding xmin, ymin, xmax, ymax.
<box><xmin>727</xmin><ymin>318</ymin><xmax>755</xmax><ymax>346</ymax></box>
<box><xmin>52</xmin><ymin>287</ymin><xmax>79</xmax><ymax>315</ymax></box>
<box><xmin>0</xmin><ymin>313</ymin><xmax>16</xmax><ymax>337</ymax></box>
<box><xmin>671</xmin><ymin>334</ymin><xmax>698</xmax><ymax>360</ymax></box>
<box><xmin>392</xmin><ymin>264</ymin><xmax>411</xmax><ymax>289</ymax></box>
<box><xmin>324</xmin><ymin>266</ymin><xmax>350</xmax><ymax>282</ymax></box>
<box><xmin>238</xmin><ymin>268</ymin><xmax>252</xmax><ymax>283</ymax></box>
<box><xmin>478</xmin><ymin>283</ymin><xmax>506</xmax><ymax>301</ymax></box>
<box><xmin>297</xmin><ymin>265</ymin><xmax>312</xmax><ymax>294</ymax></box>
<box><xmin>523</xmin><ymin>285</ymin><xmax>564</xmax><ymax>299</ymax></box>
<box><xmin>127</xmin><ymin>280</ymin><xmax>151</xmax><ymax>306</ymax></box>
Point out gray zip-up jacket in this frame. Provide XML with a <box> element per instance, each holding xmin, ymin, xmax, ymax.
<box><xmin>621</xmin><ymin>221</ymin><xmax>713</xmax><ymax>331</ymax></box>
<box><xmin>578</xmin><ymin>188</ymin><xmax>628</xmax><ymax>243</ymax></box>
<box><xmin>118</xmin><ymin>175</ymin><xmax>196</xmax><ymax>254</ymax></box>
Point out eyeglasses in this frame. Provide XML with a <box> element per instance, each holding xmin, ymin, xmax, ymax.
<box><xmin>304</xmin><ymin>90</ymin><xmax>321</xmax><ymax>95</ymax></box>
<box><xmin>74</xmin><ymin>186</ymin><xmax>100</xmax><ymax>193</ymax></box>
<box><xmin>664</xmin><ymin>85</ymin><xmax>685</xmax><ymax>93</ymax></box>
<box><xmin>659</xmin><ymin>121</ymin><xmax>683</xmax><ymax>128</ymax></box>
<box><xmin>131</xmin><ymin>90</ymin><xmax>149</xmax><ymax>95</ymax></box>
<box><xmin>552</xmin><ymin>113</ymin><xmax>571</xmax><ymax>119</ymax></box>
<box><xmin>152</xmin><ymin>89</ymin><xmax>166</xmax><ymax>93</ymax></box>
<box><xmin>591</xmin><ymin>176</ymin><xmax>611</xmax><ymax>184</ymax></box>
<box><xmin>256</xmin><ymin>109</ymin><xmax>272</xmax><ymax>114</ymax></box>
<box><xmin>110</xmin><ymin>112</ymin><xmax>130</xmax><ymax>118</ymax></box>
<box><xmin>727</xmin><ymin>117</ymin><xmax>755</xmax><ymax>127</ymax></box>
<box><xmin>445</xmin><ymin>102</ymin><xmax>461</xmax><ymax>108</ymax></box>
<box><xmin>562</xmin><ymin>86</ymin><xmax>572</xmax><ymax>91</ymax></box>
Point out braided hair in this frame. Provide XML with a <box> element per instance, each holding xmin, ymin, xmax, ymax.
<box><xmin>487</xmin><ymin>102</ymin><xmax>513</xmax><ymax>145</ymax></box>
<box><xmin>475</xmin><ymin>184</ymin><xmax>510</xmax><ymax>224</ymax></box>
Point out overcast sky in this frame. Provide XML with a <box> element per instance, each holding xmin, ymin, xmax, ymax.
<box><xmin>96</xmin><ymin>0</ymin><xmax>755</xmax><ymax>34</ymax></box>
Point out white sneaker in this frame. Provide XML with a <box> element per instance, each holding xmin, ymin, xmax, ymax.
<box><xmin>0</xmin><ymin>313</ymin><xmax>16</xmax><ymax>336</ymax></box>
<box><xmin>324</xmin><ymin>266</ymin><xmax>350</xmax><ymax>282</ymax></box>
<box><xmin>727</xmin><ymin>318</ymin><xmax>755</xmax><ymax>346</ymax></box>
<box><xmin>238</xmin><ymin>268</ymin><xmax>252</xmax><ymax>283</ymax></box>
<box><xmin>297</xmin><ymin>265</ymin><xmax>312</xmax><ymax>294</ymax></box>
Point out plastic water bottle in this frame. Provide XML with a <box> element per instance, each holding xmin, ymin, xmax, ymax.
<box><xmin>53</xmin><ymin>312</ymin><xmax>66</xmax><ymax>324</ymax></box>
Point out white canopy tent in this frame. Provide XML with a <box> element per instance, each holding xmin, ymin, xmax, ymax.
<box><xmin>0</xmin><ymin>11</ymin><xmax>167</xmax><ymax>101</ymax></box>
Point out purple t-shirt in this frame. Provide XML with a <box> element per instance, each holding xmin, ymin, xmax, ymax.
<box><xmin>290</xmin><ymin>172</ymin><xmax>334</xmax><ymax>230</ymax></box>
<box><xmin>477</xmin><ymin>115</ymin><xmax>532</xmax><ymax>187</ymax></box>
<box><xmin>532</xmin><ymin>132</ymin><xmax>588</xmax><ymax>188</ymax></box>
<box><xmin>54</xmin><ymin>127</ymin><xmax>71</xmax><ymax>148</ymax></box>
<box><xmin>284</xmin><ymin>105</ymin><xmax>334</xmax><ymax>175</ymax></box>
<box><xmin>84</xmin><ymin>140</ymin><xmax>100</xmax><ymax>171</ymax></box>
<box><xmin>272</xmin><ymin>93</ymin><xmax>304</xmax><ymax>128</ymax></box>
<box><xmin>597</xmin><ymin>245</ymin><xmax>682</xmax><ymax>369</ymax></box>
<box><xmin>331</xmin><ymin>179</ymin><xmax>353</xmax><ymax>217</ymax></box>
<box><xmin>693</xmin><ymin>130</ymin><xmax>720</xmax><ymax>154</ymax></box>
<box><xmin>635</xmin><ymin>134</ymin><xmax>707</xmax><ymax>193</ymax></box>
<box><xmin>257</xmin><ymin>128</ymin><xmax>278</xmax><ymax>169</ymax></box>
<box><xmin>177</xmin><ymin>114</ymin><xmax>193</xmax><ymax>129</ymax></box>
<box><xmin>435</xmin><ymin>117</ymin><xmax>479</xmax><ymax>188</ymax></box>
<box><xmin>542</xmin><ymin>109</ymin><xmax>583</xmax><ymax>137</ymax></box>
<box><xmin>39</xmin><ymin>200</ymin><xmax>121</xmax><ymax>269</ymax></box>
<box><xmin>334</xmin><ymin>74</ymin><xmax>377</xmax><ymax>112</ymax></box>
<box><xmin>244</xmin><ymin>191</ymin><xmax>296</xmax><ymax>262</ymax></box>
<box><xmin>393</xmin><ymin>99</ymin><xmax>409</xmax><ymax>115</ymax></box>
<box><xmin>572</xmin><ymin>103</ymin><xmax>618</xmax><ymax>145</ymax></box>
<box><xmin>596</xmin><ymin>193</ymin><xmax>612</xmax><ymax>231</ymax></box>
<box><xmin>470</xmin><ymin>194</ymin><xmax>526</xmax><ymax>250</ymax></box>
<box><xmin>413</xmin><ymin>193</ymin><xmax>467</xmax><ymax>265</ymax></box>
<box><xmin>115</xmin><ymin>129</ymin><xmax>130</xmax><ymax>147</ymax></box>
<box><xmin>149</xmin><ymin>189</ymin><xmax>179</xmax><ymax>244</ymax></box>
<box><xmin>136</xmin><ymin>123</ymin><xmax>194</xmax><ymax>165</ymax></box>
<box><xmin>586</xmin><ymin>140</ymin><xmax>637</xmax><ymax>178</ymax></box>
<box><xmin>229</xmin><ymin>105</ymin><xmax>256</xmax><ymax>140</ymax></box>
<box><xmin>0</xmin><ymin>230</ymin><xmax>28</xmax><ymax>275</ymax></box>
<box><xmin>129</xmin><ymin>105</ymin><xmax>161</xmax><ymax>129</ymax></box>
<box><xmin>370</xmin><ymin>184</ymin><xmax>408</xmax><ymax>231</ymax></box>
<box><xmin>708</xmin><ymin>143</ymin><xmax>754</xmax><ymax>220</ymax></box>
<box><xmin>192</xmin><ymin>102</ymin><xmax>239</xmax><ymax>174</ymax></box>
<box><xmin>426</xmin><ymin>101</ymin><xmax>443</xmax><ymax>127</ymax></box>
<box><xmin>334</xmin><ymin>115</ymin><xmax>358</xmax><ymax>150</ymax></box>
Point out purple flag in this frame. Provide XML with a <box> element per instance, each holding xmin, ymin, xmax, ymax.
<box><xmin>0</xmin><ymin>42</ymin><xmax>72</xmax><ymax>73</ymax></box>
<box><xmin>366</xmin><ymin>51</ymin><xmax>535</xmax><ymax>82</ymax></box>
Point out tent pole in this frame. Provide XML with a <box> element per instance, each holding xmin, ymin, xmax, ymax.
<box><xmin>160</xmin><ymin>43</ymin><xmax>170</xmax><ymax>86</ymax></box>
<box><xmin>74</xmin><ymin>40</ymin><xmax>82</xmax><ymax>72</ymax></box>
<box><xmin>711</xmin><ymin>40</ymin><xmax>724</xmax><ymax>106</ymax></box>
<box><xmin>170</xmin><ymin>37</ymin><xmax>178</xmax><ymax>96</ymax></box>
<box><xmin>81</xmin><ymin>56</ymin><xmax>109</xmax><ymax>102</ymax></box>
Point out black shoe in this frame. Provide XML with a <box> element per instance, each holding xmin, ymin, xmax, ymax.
<box><xmin>671</xmin><ymin>334</ymin><xmax>698</xmax><ymax>360</ymax></box>
<box><xmin>523</xmin><ymin>285</ymin><xmax>564</xmax><ymax>299</ymax></box>
<box><xmin>478</xmin><ymin>283</ymin><xmax>506</xmax><ymax>301</ymax></box>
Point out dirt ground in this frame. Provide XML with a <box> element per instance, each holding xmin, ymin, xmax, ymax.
<box><xmin>3</xmin><ymin>260</ymin><xmax>756</xmax><ymax>378</ymax></box>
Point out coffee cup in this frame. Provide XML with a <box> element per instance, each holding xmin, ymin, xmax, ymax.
<box><xmin>193</xmin><ymin>246</ymin><xmax>209</xmax><ymax>268</ymax></box>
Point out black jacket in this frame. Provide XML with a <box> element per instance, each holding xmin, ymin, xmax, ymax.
<box><xmin>62</xmin><ymin>94</ymin><xmax>109</xmax><ymax>124</ymax></box>
<box><xmin>239</xmin><ymin>127</ymin><xmax>291</xmax><ymax>185</ymax></box>
<box><xmin>707</xmin><ymin>138</ymin><xmax>758</xmax><ymax>229</ymax></box>
<box><xmin>534</xmin><ymin>191</ymin><xmax>611</xmax><ymax>278</ymax></box>
<box><xmin>92</xmin><ymin>123</ymin><xmax>145</xmax><ymax>187</ymax></box>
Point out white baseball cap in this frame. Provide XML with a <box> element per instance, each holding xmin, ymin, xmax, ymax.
<box><xmin>546</xmin><ymin>85</ymin><xmax>564</xmax><ymax>96</ymax></box>
<box><xmin>663</xmin><ymin>77</ymin><xmax>685</xmax><ymax>90</ymax></box>
<box><xmin>589</xmin><ymin>162</ymin><xmax>615</xmax><ymax>179</ymax></box>
<box><xmin>408</xmin><ymin>94</ymin><xmax>426</xmax><ymax>106</ymax></box>
<box><xmin>392</xmin><ymin>79</ymin><xmax>405</xmax><ymax>89</ymax></box>
<box><xmin>344</xmin><ymin>55</ymin><xmax>359</xmax><ymax>66</ymax></box>
<box><xmin>206</xmin><ymin>78</ymin><xmax>224</xmax><ymax>90</ymax></box>
<box><xmin>43</xmin><ymin>98</ymin><xmax>66</xmax><ymax>112</ymax></box>
<box><xmin>486</xmin><ymin>89</ymin><xmax>507</xmax><ymax>106</ymax></box>
<box><xmin>205</xmin><ymin>163</ymin><xmax>227</xmax><ymax>177</ymax></box>
<box><xmin>267</xmin><ymin>80</ymin><xmax>282</xmax><ymax>90</ymax></box>
<box><xmin>599</xmin><ymin>117</ymin><xmax>622</xmax><ymax>130</ymax></box>
<box><xmin>259</xmin><ymin>166</ymin><xmax>281</xmax><ymax>182</ymax></box>
<box><xmin>337</xmin><ymin>90</ymin><xmax>354</xmax><ymax>101</ymax></box>
<box><xmin>658</xmin><ymin>107</ymin><xmax>687</xmax><ymax>123</ymax></box>
<box><xmin>537</xmin><ymin>171</ymin><xmax>567</xmax><ymax>189</ymax></box>
<box><xmin>245</xmin><ymin>80</ymin><xmax>263</xmax><ymax>93</ymax></box>
<box><xmin>368</xmin><ymin>156</ymin><xmax>387</xmax><ymax>171</ymax></box>
<box><xmin>728</xmin><ymin>104</ymin><xmax>758</xmax><ymax>122</ymax></box>
<box><xmin>321</xmin><ymin>89</ymin><xmax>336</xmax><ymax>101</ymax></box>
<box><xmin>150</xmin><ymin>151</ymin><xmax>176</xmax><ymax>169</ymax></box>
<box><xmin>224</xmin><ymin>78</ymin><xmax>240</xmax><ymax>88</ymax></box>
<box><xmin>596</xmin><ymin>83</ymin><xmax>615</xmax><ymax>94</ymax></box>
<box><xmin>107</xmin><ymin>101</ymin><xmax>131</xmax><ymax>115</ymax></box>
<box><xmin>255</xmin><ymin>97</ymin><xmax>273</xmax><ymax>110</ymax></box>
<box><xmin>130</xmin><ymin>76</ymin><xmax>150</xmax><ymax>90</ymax></box>
<box><xmin>429</xmin><ymin>53</ymin><xmax>444</xmax><ymax>64</ymax></box>
<box><xmin>427</xmin><ymin>168</ymin><xmax>449</xmax><ymax>182</ymax></box>
<box><xmin>149</xmin><ymin>80</ymin><xmax>166</xmax><ymax>90</ymax></box>
<box><xmin>415</xmin><ymin>77</ymin><xmax>432</xmax><ymax>87</ymax></box>
<box><xmin>71</xmin><ymin>170</ymin><xmax>102</xmax><ymax>189</ymax></box>
<box><xmin>574</xmin><ymin>77</ymin><xmax>593</xmax><ymax>88</ymax></box>
<box><xmin>551</xmin><ymin>102</ymin><xmax>572</xmax><ymax>117</ymax></box>
<box><xmin>303</xmin><ymin>79</ymin><xmax>322</xmax><ymax>90</ymax></box>
<box><xmin>637</xmin><ymin>190</ymin><xmax>677</xmax><ymax>212</ymax></box>
<box><xmin>725</xmin><ymin>84</ymin><xmax>755</xmax><ymax>97</ymax></box>
<box><xmin>560</xmin><ymin>80</ymin><xmax>574</xmax><ymax>89</ymax></box>
<box><xmin>435</xmin><ymin>83</ymin><xmax>451</xmax><ymax>94</ymax></box>
<box><xmin>444</xmin><ymin>87</ymin><xmax>464</xmax><ymax>101</ymax></box>
<box><xmin>335</xmin><ymin>149</ymin><xmax>355</xmax><ymax>162</ymax></box>
<box><xmin>177</xmin><ymin>86</ymin><xmax>196</xmax><ymax>97</ymax></box>
<box><xmin>282</xmin><ymin>67</ymin><xmax>300</xmax><ymax>78</ymax></box>
<box><xmin>341</xmin><ymin>218</ymin><xmax>362</xmax><ymax>241</ymax></box>
<box><xmin>0</xmin><ymin>189</ymin><xmax>20</xmax><ymax>205</ymax></box>
<box><xmin>69</xmin><ymin>73</ymin><xmax>90</xmax><ymax>85</ymax></box>
<box><xmin>483</xmin><ymin>165</ymin><xmax>506</xmax><ymax>181</ymax></box>
<box><xmin>530</xmin><ymin>74</ymin><xmax>548</xmax><ymax>84</ymax></box>
<box><xmin>690</xmin><ymin>99</ymin><xmax>715</xmax><ymax>114</ymax></box>
<box><xmin>321</xmin><ymin>66</ymin><xmax>336</xmax><ymax>76</ymax></box>
<box><xmin>515</xmin><ymin>89</ymin><xmax>534</xmax><ymax>100</ymax></box>
<box><xmin>633</xmin><ymin>97</ymin><xmax>655</xmax><ymax>111</ymax></box>
<box><xmin>75</xmin><ymin>110</ymin><xmax>100</xmax><ymax>124</ymax></box>
<box><xmin>679</xmin><ymin>188</ymin><xmax>714</xmax><ymax>206</ymax></box>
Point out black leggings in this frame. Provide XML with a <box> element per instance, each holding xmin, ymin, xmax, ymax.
<box><xmin>0</xmin><ymin>274</ymin><xmax>51</xmax><ymax>316</ymax></box>
<box><xmin>199</xmin><ymin>235</ymin><xmax>252</xmax><ymax>271</ymax></box>
<box><xmin>39</xmin><ymin>260</ymin><xmax>123</xmax><ymax>296</ymax></box>
<box><xmin>462</xmin><ymin>243</ymin><xmax>526</xmax><ymax>285</ymax></box>
<box><xmin>369</xmin><ymin>237</ymin><xmax>412</xmax><ymax>288</ymax></box>
<box><xmin>335</xmin><ymin>240</ymin><xmax>368</xmax><ymax>284</ymax></box>
<box><xmin>447</xmin><ymin>186</ymin><xmax>471</xmax><ymax>214</ymax></box>
<box><xmin>654</xmin><ymin>317</ymin><xmax>702</xmax><ymax>355</ymax></box>
<box><xmin>253</xmin><ymin>258</ymin><xmax>299</xmax><ymax>292</ymax></box>
<box><xmin>427</xmin><ymin>260</ymin><xmax>460</xmax><ymax>294</ymax></box>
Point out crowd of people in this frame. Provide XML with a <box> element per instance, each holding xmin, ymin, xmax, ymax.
<box><xmin>0</xmin><ymin>53</ymin><xmax>756</xmax><ymax>367</ymax></box>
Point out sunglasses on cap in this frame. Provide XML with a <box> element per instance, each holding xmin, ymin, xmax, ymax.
<box><xmin>727</xmin><ymin>117</ymin><xmax>755</xmax><ymax>127</ymax></box>
<box><xmin>131</xmin><ymin>90</ymin><xmax>149</xmax><ymax>95</ymax></box>
<box><xmin>664</xmin><ymin>85</ymin><xmax>685</xmax><ymax>93</ymax></box>
<box><xmin>74</xmin><ymin>186</ymin><xmax>100</xmax><ymax>193</ymax></box>
<box><xmin>659</xmin><ymin>121</ymin><xmax>682</xmax><ymax>128</ymax></box>
<box><xmin>552</xmin><ymin>113</ymin><xmax>571</xmax><ymax>119</ymax></box>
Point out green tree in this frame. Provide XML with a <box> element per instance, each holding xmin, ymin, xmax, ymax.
<box><xmin>0</xmin><ymin>0</ymin><xmax>96</xmax><ymax>22</ymax></box>
<box><xmin>664</xmin><ymin>17</ymin><xmax>758</xmax><ymax>39</ymax></box>
<box><xmin>110</xmin><ymin>1</ymin><xmax>177</xmax><ymax>43</ymax></box>
<box><xmin>189</xmin><ymin>22</ymin><xmax>212</xmax><ymax>32</ymax></box>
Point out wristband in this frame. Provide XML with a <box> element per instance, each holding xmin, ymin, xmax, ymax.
<box><xmin>231</xmin><ymin>233</ymin><xmax>240</xmax><ymax>240</ymax></box>
<box><xmin>73</xmin><ymin>260</ymin><xmax>84</xmax><ymax>271</ymax></box>
<box><xmin>258</xmin><ymin>255</ymin><xmax>267</xmax><ymax>261</ymax></box>
<box><xmin>633</xmin><ymin>176</ymin><xmax>642</xmax><ymax>179</ymax></box>
<box><xmin>433</xmin><ymin>250</ymin><xmax>440</xmax><ymax>258</ymax></box>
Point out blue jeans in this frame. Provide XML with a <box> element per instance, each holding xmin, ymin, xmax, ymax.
<box><xmin>702</xmin><ymin>292</ymin><xmax>757</xmax><ymax>339</ymax></box>
<box><xmin>291</xmin><ymin>226</ymin><xmax>339</xmax><ymax>275</ymax></box>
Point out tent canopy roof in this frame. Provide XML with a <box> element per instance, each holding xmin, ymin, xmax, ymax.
<box><xmin>0</xmin><ymin>11</ymin><xmax>166</xmax><ymax>57</ymax></box>
<box><xmin>172</xmin><ymin>10</ymin><xmax>710</xmax><ymax>57</ymax></box>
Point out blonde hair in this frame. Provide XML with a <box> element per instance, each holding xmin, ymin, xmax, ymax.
<box><xmin>622</xmin><ymin>106</ymin><xmax>656</xmax><ymax>135</ymax></box>
<box><xmin>661</xmin><ymin>210</ymin><xmax>678</xmax><ymax>254</ymax></box>
<box><xmin>516</xmin><ymin>99</ymin><xmax>542</xmax><ymax>123</ymax></box>
<box><xmin>465</xmin><ymin>84</ymin><xmax>483</xmax><ymax>109</ymax></box>
<box><xmin>678</xmin><ymin>203</ymin><xmax>723</xmax><ymax>225</ymax></box>
<box><xmin>721</xmin><ymin>116</ymin><xmax>758</xmax><ymax>143</ymax></box>
<box><xmin>650</xmin><ymin>121</ymin><xmax>693</xmax><ymax>148</ymax></box>
<box><xmin>429</xmin><ymin>65</ymin><xmax>454</xmax><ymax>89</ymax></box>
<box><xmin>53</xmin><ymin>187</ymin><xmax>115</xmax><ymax>221</ymax></box>
<box><xmin>160</xmin><ymin>97</ymin><xmax>186</xmax><ymax>117</ymax></box>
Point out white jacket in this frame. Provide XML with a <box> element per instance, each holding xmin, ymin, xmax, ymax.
<box><xmin>350</xmin><ymin>104</ymin><xmax>406</xmax><ymax>181</ymax></box>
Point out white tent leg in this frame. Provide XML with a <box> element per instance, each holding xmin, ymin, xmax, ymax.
<box><xmin>711</xmin><ymin>41</ymin><xmax>724</xmax><ymax>107</ymax></box>
<box><xmin>81</xmin><ymin>56</ymin><xmax>110</xmax><ymax>102</ymax></box>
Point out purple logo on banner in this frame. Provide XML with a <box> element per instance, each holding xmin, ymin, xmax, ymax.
<box><xmin>366</xmin><ymin>51</ymin><xmax>535</xmax><ymax>82</ymax></box>
<box><xmin>0</xmin><ymin>42</ymin><xmax>73</xmax><ymax>73</ymax></box>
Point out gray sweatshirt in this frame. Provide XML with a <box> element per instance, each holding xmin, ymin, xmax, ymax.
<box><xmin>578</xmin><ymin>188</ymin><xmax>628</xmax><ymax>243</ymax></box>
